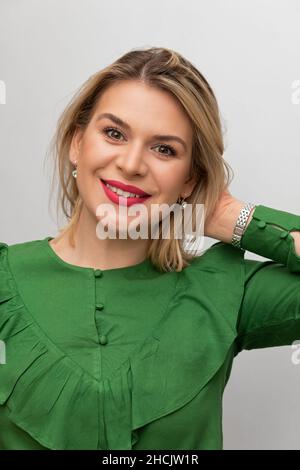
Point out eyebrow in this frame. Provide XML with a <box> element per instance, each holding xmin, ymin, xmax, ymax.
<box><xmin>95</xmin><ymin>112</ymin><xmax>188</xmax><ymax>151</ymax></box>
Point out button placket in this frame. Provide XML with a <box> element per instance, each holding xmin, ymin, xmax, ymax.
<box><xmin>94</xmin><ymin>269</ymin><xmax>103</xmax><ymax>278</ymax></box>
<box><xmin>99</xmin><ymin>335</ymin><xmax>108</xmax><ymax>345</ymax></box>
<box><xmin>94</xmin><ymin>269</ymin><xmax>108</xmax><ymax>347</ymax></box>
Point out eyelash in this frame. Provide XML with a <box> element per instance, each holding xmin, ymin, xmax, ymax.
<box><xmin>102</xmin><ymin>126</ymin><xmax>177</xmax><ymax>157</ymax></box>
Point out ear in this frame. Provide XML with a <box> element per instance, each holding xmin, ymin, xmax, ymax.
<box><xmin>69</xmin><ymin>127</ymin><xmax>84</xmax><ymax>164</ymax></box>
<box><xmin>182</xmin><ymin>174</ymin><xmax>197</xmax><ymax>199</ymax></box>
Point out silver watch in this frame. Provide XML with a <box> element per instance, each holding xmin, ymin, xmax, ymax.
<box><xmin>231</xmin><ymin>202</ymin><xmax>256</xmax><ymax>249</ymax></box>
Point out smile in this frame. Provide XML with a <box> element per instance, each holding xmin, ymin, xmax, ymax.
<box><xmin>99</xmin><ymin>179</ymin><xmax>151</xmax><ymax>207</ymax></box>
<box><xmin>102</xmin><ymin>181</ymin><xmax>141</xmax><ymax>198</ymax></box>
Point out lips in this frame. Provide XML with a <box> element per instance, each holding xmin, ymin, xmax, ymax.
<box><xmin>99</xmin><ymin>179</ymin><xmax>151</xmax><ymax>208</ymax></box>
<box><xmin>100</xmin><ymin>179</ymin><xmax>151</xmax><ymax>197</ymax></box>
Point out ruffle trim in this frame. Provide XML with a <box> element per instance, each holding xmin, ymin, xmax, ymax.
<box><xmin>0</xmin><ymin>240</ymin><xmax>245</xmax><ymax>450</ymax></box>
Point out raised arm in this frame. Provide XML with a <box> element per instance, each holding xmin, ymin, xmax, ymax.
<box><xmin>233</xmin><ymin>204</ymin><xmax>300</xmax><ymax>355</ymax></box>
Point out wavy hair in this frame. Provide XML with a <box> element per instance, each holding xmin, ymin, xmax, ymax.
<box><xmin>46</xmin><ymin>46</ymin><xmax>233</xmax><ymax>272</ymax></box>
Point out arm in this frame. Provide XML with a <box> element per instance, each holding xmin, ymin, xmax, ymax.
<box><xmin>214</xmin><ymin>200</ymin><xmax>300</xmax><ymax>258</ymax></box>
<box><xmin>240</xmin><ymin>204</ymin><xmax>300</xmax><ymax>273</ymax></box>
<box><xmin>233</xmin><ymin>204</ymin><xmax>300</xmax><ymax>354</ymax></box>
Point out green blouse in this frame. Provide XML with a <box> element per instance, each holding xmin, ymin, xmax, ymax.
<box><xmin>0</xmin><ymin>204</ymin><xmax>300</xmax><ymax>450</ymax></box>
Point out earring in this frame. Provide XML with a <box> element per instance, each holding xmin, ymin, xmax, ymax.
<box><xmin>72</xmin><ymin>161</ymin><xmax>77</xmax><ymax>178</ymax></box>
<box><xmin>177</xmin><ymin>196</ymin><xmax>187</xmax><ymax>209</ymax></box>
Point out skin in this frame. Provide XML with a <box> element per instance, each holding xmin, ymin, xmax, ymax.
<box><xmin>49</xmin><ymin>78</ymin><xmax>300</xmax><ymax>267</ymax></box>
<box><xmin>49</xmin><ymin>80</ymin><xmax>197</xmax><ymax>270</ymax></box>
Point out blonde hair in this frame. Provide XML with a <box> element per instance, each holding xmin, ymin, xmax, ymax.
<box><xmin>46</xmin><ymin>46</ymin><xmax>233</xmax><ymax>273</ymax></box>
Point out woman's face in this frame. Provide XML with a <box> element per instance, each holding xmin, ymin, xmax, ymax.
<box><xmin>70</xmin><ymin>79</ymin><xmax>196</xmax><ymax>239</ymax></box>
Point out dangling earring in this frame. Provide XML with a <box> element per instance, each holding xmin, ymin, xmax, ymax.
<box><xmin>177</xmin><ymin>196</ymin><xmax>187</xmax><ymax>209</ymax></box>
<box><xmin>72</xmin><ymin>161</ymin><xmax>77</xmax><ymax>179</ymax></box>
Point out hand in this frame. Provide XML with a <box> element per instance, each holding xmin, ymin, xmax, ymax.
<box><xmin>204</xmin><ymin>189</ymin><xmax>246</xmax><ymax>243</ymax></box>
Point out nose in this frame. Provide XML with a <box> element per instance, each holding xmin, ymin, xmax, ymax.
<box><xmin>115</xmin><ymin>142</ymin><xmax>148</xmax><ymax>177</ymax></box>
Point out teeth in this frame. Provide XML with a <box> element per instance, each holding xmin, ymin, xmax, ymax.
<box><xmin>104</xmin><ymin>182</ymin><xmax>142</xmax><ymax>198</ymax></box>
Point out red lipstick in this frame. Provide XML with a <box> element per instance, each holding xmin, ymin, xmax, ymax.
<box><xmin>101</xmin><ymin>179</ymin><xmax>151</xmax><ymax>197</ymax></box>
<box><xmin>99</xmin><ymin>179</ymin><xmax>151</xmax><ymax>207</ymax></box>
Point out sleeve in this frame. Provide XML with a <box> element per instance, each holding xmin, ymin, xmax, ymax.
<box><xmin>234</xmin><ymin>204</ymin><xmax>300</xmax><ymax>355</ymax></box>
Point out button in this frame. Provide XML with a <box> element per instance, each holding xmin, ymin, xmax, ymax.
<box><xmin>280</xmin><ymin>230</ymin><xmax>289</xmax><ymax>239</ymax></box>
<box><xmin>256</xmin><ymin>220</ymin><xmax>266</xmax><ymax>229</ymax></box>
<box><xmin>99</xmin><ymin>335</ymin><xmax>108</xmax><ymax>345</ymax></box>
<box><xmin>94</xmin><ymin>269</ymin><xmax>103</xmax><ymax>278</ymax></box>
<box><xmin>95</xmin><ymin>303</ymin><xmax>104</xmax><ymax>310</ymax></box>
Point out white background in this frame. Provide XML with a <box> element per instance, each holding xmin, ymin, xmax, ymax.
<box><xmin>0</xmin><ymin>0</ymin><xmax>300</xmax><ymax>449</ymax></box>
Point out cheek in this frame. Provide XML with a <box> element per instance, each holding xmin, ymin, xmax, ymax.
<box><xmin>80</xmin><ymin>136</ymin><xmax>112</xmax><ymax>167</ymax></box>
<box><xmin>82</xmin><ymin>135</ymin><xmax>101</xmax><ymax>155</ymax></box>
<box><xmin>159</xmin><ymin>170</ymin><xmax>185</xmax><ymax>196</ymax></box>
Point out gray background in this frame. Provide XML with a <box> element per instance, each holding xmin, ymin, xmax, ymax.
<box><xmin>0</xmin><ymin>0</ymin><xmax>300</xmax><ymax>449</ymax></box>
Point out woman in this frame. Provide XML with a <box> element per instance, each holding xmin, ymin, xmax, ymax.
<box><xmin>0</xmin><ymin>46</ymin><xmax>300</xmax><ymax>450</ymax></box>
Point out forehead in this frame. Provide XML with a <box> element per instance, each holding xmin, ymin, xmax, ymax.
<box><xmin>92</xmin><ymin>80</ymin><xmax>193</xmax><ymax>141</ymax></box>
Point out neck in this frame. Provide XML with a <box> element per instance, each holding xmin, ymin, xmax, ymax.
<box><xmin>54</xmin><ymin>204</ymin><xmax>151</xmax><ymax>270</ymax></box>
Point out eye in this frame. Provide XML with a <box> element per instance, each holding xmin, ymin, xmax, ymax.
<box><xmin>103</xmin><ymin>127</ymin><xmax>124</xmax><ymax>141</ymax></box>
<box><xmin>153</xmin><ymin>144</ymin><xmax>177</xmax><ymax>157</ymax></box>
<box><xmin>102</xmin><ymin>126</ymin><xmax>177</xmax><ymax>157</ymax></box>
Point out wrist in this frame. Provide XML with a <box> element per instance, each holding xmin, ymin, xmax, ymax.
<box><xmin>219</xmin><ymin>202</ymin><xmax>255</xmax><ymax>245</ymax></box>
<box><xmin>217</xmin><ymin>201</ymin><xmax>245</xmax><ymax>244</ymax></box>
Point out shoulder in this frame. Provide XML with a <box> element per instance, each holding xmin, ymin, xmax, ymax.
<box><xmin>179</xmin><ymin>241</ymin><xmax>246</xmax><ymax>315</ymax></box>
<box><xmin>184</xmin><ymin>240</ymin><xmax>245</xmax><ymax>274</ymax></box>
<box><xmin>0</xmin><ymin>237</ymin><xmax>46</xmax><ymax>264</ymax></box>
<box><xmin>0</xmin><ymin>237</ymin><xmax>44</xmax><ymax>252</ymax></box>
<box><xmin>0</xmin><ymin>238</ymin><xmax>49</xmax><ymax>293</ymax></box>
